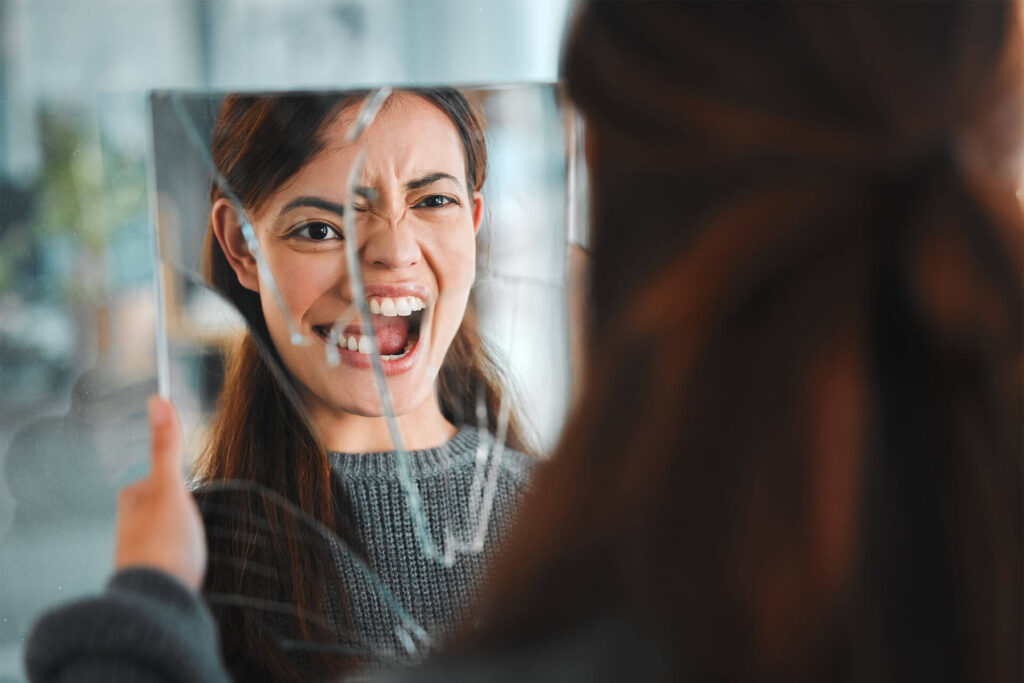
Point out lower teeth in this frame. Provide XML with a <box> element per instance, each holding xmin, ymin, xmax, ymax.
<box><xmin>339</xmin><ymin>338</ymin><xmax>415</xmax><ymax>360</ymax></box>
<box><xmin>381</xmin><ymin>339</ymin><xmax>416</xmax><ymax>360</ymax></box>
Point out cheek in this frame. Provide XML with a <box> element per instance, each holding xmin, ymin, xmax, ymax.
<box><xmin>262</xmin><ymin>250</ymin><xmax>346</xmax><ymax>316</ymax></box>
<box><xmin>428</xmin><ymin>224</ymin><xmax>477</xmax><ymax>292</ymax></box>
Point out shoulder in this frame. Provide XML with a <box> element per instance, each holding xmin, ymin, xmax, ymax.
<box><xmin>24</xmin><ymin>568</ymin><xmax>231</xmax><ymax>682</ymax></box>
<box><xmin>189</xmin><ymin>481</ymin><xmax>273</xmax><ymax>527</ymax></box>
<box><xmin>495</xmin><ymin>446</ymin><xmax>538</xmax><ymax>490</ymax></box>
<box><xmin>189</xmin><ymin>481</ymin><xmax>225</xmax><ymax>516</ymax></box>
<box><xmin>466</xmin><ymin>427</ymin><xmax>539</xmax><ymax>488</ymax></box>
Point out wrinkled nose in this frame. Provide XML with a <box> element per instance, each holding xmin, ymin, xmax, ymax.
<box><xmin>362</xmin><ymin>219</ymin><xmax>421</xmax><ymax>270</ymax></box>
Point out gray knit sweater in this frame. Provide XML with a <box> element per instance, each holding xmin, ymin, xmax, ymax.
<box><xmin>325</xmin><ymin>425</ymin><xmax>533</xmax><ymax>660</ymax></box>
<box><xmin>196</xmin><ymin>424</ymin><xmax>534</xmax><ymax>677</ymax></box>
<box><xmin>25</xmin><ymin>568</ymin><xmax>231</xmax><ymax>683</ymax></box>
<box><xmin>24</xmin><ymin>427</ymin><xmax>533</xmax><ymax>682</ymax></box>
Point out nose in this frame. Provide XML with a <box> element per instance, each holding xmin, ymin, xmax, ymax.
<box><xmin>361</xmin><ymin>217</ymin><xmax>421</xmax><ymax>270</ymax></box>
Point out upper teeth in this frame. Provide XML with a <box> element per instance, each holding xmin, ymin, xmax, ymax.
<box><xmin>369</xmin><ymin>296</ymin><xmax>425</xmax><ymax>317</ymax></box>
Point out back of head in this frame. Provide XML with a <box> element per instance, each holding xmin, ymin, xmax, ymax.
<box><xmin>474</xmin><ymin>3</ymin><xmax>1023</xmax><ymax>681</ymax></box>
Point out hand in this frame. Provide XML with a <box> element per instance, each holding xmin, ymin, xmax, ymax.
<box><xmin>114</xmin><ymin>395</ymin><xmax>207</xmax><ymax>591</ymax></box>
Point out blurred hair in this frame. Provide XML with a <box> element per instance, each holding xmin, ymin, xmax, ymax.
<box><xmin>471</xmin><ymin>3</ymin><xmax>1023</xmax><ymax>681</ymax></box>
<box><xmin>195</xmin><ymin>87</ymin><xmax>529</xmax><ymax>680</ymax></box>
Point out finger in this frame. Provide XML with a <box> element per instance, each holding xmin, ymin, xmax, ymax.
<box><xmin>148</xmin><ymin>394</ymin><xmax>184</xmax><ymax>482</ymax></box>
<box><xmin>117</xmin><ymin>481</ymin><xmax>143</xmax><ymax>510</ymax></box>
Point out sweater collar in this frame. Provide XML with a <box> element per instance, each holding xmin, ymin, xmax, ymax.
<box><xmin>327</xmin><ymin>425</ymin><xmax>487</xmax><ymax>479</ymax></box>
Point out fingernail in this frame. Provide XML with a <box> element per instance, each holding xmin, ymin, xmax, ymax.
<box><xmin>148</xmin><ymin>395</ymin><xmax>169</xmax><ymax>426</ymax></box>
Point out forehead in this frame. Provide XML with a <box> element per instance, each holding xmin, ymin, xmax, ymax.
<box><xmin>317</xmin><ymin>92</ymin><xmax>467</xmax><ymax>186</ymax></box>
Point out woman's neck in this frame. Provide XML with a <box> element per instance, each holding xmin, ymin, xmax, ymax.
<box><xmin>305</xmin><ymin>395</ymin><xmax>457</xmax><ymax>454</ymax></box>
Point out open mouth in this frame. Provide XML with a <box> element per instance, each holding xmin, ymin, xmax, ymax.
<box><xmin>313</xmin><ymin>295</ymin><xmax>426</xmax><ymax>361</ymax></box>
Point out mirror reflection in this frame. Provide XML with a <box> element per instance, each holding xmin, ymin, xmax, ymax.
<box><xmin>150</xmin><ymin>85</ymin><xmax>576</xmax><ymax>678</ymax></box>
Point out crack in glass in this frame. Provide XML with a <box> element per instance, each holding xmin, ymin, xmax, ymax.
<box><xmin>149</xmin><ymin>83</ymin><xmax>576</xmax><ymax>672</ymax></box>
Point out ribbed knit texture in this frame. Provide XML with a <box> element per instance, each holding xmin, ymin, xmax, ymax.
<box><xmin>24</xmin><ymin>568</ymin><xmax>231</xmax><ymax>683</ymax></box>
<box><xmin>21</xmin><ymin>430</ymin><xmax>532</xmax><ymax>681</ymax></box>
<box><xmin>324</xmin><ymin>425</ymin><xmax>534</xmax><ymax>660</ymax></box>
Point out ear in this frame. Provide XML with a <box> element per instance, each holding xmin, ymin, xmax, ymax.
<box><xmin>471</xmin><ymin>192</ymin><xmax>484</xmax><ymax>235</ymax></box>
<box><xmin>211</xmin><ymin>197</ymin><xmax>260</xmax><ymax>293</ymax></box>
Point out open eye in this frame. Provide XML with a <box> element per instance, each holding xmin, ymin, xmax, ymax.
<box><xmin>293</xmin><ymin>221</ymin><xmax>342</xmax><ymax>241</ymax></box>
<box><xmin>414</xmin><ymin>195</ymin><xmax>458</xmax><ymax>209</ymax></box>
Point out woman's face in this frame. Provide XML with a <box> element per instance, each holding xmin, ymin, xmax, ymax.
<box><xmin>218</xmin><ymin>93</ymin><xmax>481</xmax><ymax>419</ymax></box>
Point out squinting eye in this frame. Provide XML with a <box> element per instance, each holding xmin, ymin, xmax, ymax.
<box><xmin>414</xmin><ymin>195</ymin><xmax>456</xmax><ymax>209</ymax></box>
<box><xmin>294</xmin><ymin>221</ymin><xmax>342</xmax><ymax>241</ymax></box>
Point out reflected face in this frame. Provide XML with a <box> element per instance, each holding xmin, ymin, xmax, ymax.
<box><xmin>248</xmin><ymin>94</ymin><xmax>481</xmax><ymax>418</ymax></box>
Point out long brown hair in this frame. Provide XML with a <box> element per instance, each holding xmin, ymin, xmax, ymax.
<box><xmin>469</xmin><ymin>3</ymin><xmax>1022</xmax><ymax>682</ymax></box>
<box><xmin>196</xmin><ymin>88</ymin><xmax>529</xmax><ymax>681</ymax></box>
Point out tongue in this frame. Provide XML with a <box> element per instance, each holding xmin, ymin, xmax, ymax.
<box><xmin>372</xmin><ymin>317</ymin><xmax>411</xmax><ymax>355</ymax></box>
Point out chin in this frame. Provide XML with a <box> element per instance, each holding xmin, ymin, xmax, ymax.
<box><xmin>319</xmin><ymin>379</ymin><xmax>435</xmax><ymax>420</ymax></box>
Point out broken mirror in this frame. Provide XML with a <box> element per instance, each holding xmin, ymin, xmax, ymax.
<box><xmin>149</xmin><ymin>83</ymin><xmax>584</xmax><ymax>677</ymax></box>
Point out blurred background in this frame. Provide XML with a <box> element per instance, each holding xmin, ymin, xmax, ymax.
<box><xmin>0</xmin><ymin>1</ymin><xmax>572</xmax><ymax>679</ymax></box>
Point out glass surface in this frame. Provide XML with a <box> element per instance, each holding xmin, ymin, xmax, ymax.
<box><xmin>149</xmin><ymin>84</ymin><xmax>577</xmax><ymax>668</ymax></box>
<box><xmin>0</xmin><ymin>1</ymin><xmax>572</xmax><ymax>679</ymax></box>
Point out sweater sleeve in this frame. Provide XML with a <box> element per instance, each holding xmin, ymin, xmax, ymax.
<box><xmin>24</xmin><ymin>568</ymin><xmax>231</xmax><ymax>683</ymax></box>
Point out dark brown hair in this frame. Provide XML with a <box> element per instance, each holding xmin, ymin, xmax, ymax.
<box><xmin>196</xmin><ymin>88</ymin><xmax>529</xmax><ymax>680</ymax></box>
<box><xmin>469</xmin><ymin>3</ymin><xmax>1022</xmax><ymax>682</ymax></box>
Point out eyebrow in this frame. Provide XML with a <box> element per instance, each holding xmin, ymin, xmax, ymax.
<box><xmin>278</xmin><ymin>175</ymin><xmax>458</xmax><ymax>218</ymax></box>
<box><xmin>280</xmin><ymin>196</ymin><xmax>347</xmax><ymax>218</ymax></box>
<box><xmin>404</xmin><ymin>172</ymin><xmax>460</xmax><ymax>192</ymax></box>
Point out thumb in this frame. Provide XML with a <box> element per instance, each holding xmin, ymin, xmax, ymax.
<box><xmin>148</xmin><ymin>395</ymin><xmax>184</xmax><ymax>482</ymax></box>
